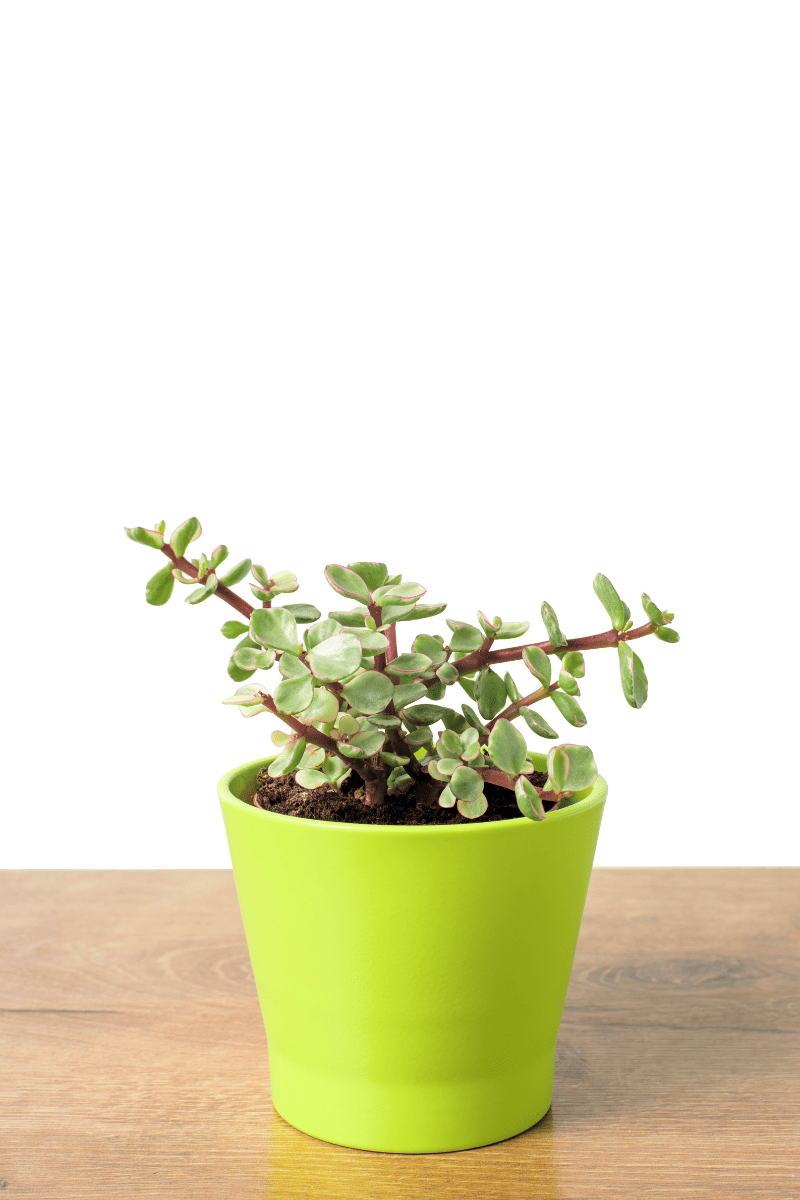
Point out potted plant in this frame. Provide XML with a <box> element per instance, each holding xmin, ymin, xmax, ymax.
<box><xmin>125</xmin><ymin>516</ymin><xmax>680</xmax><ymax>1153</ymax></box>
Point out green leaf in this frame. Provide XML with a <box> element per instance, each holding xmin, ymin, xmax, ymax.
<box><xmin>488</xmin><ymin>719</ymin><xmax>528</xmax><ymax>777</ymax></box>
<box><xmin>221</xmin><ymin>620</ymin><xmax>249</xmax><ymax>640</ymax></box>
<box><xmin>366</xmin><ymin>713</ymin><xmax>401</xmax><ymax>728</ymax></box>
<box><xmin>593</xmin><ymin>573</ymin><xmax>626</xmax><ymax>631</ymax></box>
<box><xmin>425</xmin><ymin>681</ymin><xmax>446</xmax><ymax>701</ymax></box>
<box><xmin>220</xmin><ymin>559</ymin><xmax>252</xmax><ymax>587</ymax></box>
<box><xmin>233</xmin><ymin>645</ymin><xmax>275</xmax><ymax>671</ymax></box>
<box><xmin>268</xmin><ymin>738</ymin><xmax>307</xmax><ymax>777</ymax></box>
<box><xmin>447</xmin><ymin>621</ymin><xmax>484</xmax><ymax>652</ymax></box>
<box><xmin>250</xmin><ymin>608</ymin><xmax>300</xmax><ymax>655</ymax></box>
<box><xmin>145</xmin><ymin>562</ymin><xmax>175</xmax><ymax>606</ymax></box>
<box><xmin>386</xmin><ymin>652</ymin><xmax>432</xmax><ymax>676</ymax></box>
<box><xmin>522</xmin><ymin>645</ymin><xmax>552</xmax><ymax>688</ymax></box>
<box><xmin>494</xmin><ymin>620</ymin><xmax>531</xmax><ymax>640</ymax></box>
<box><xmin>393</xmin><ymin>602</ymin><xmax>448</xmax><ymax>622</ymax></box>
<box><xmin>440</xmin><ymin>729</ymin><xmax>462</xmax><ymax>757</ymax></box>
<box><xmin>450</xmin><ymin>765</ymin><xmax>484</xmax><ymax>802</ymax></box>
<box><xmin>335</xmin><ymin>713</ymin><xmax>360</xmax><ymax>738</ymax></box>
<box><xmin>251</xmin><ymin>564</ymin><xmax>270</xmax><ymax>587</ymax></box>
<box><xmin>378</xmin><ymin>604</ymin><xmax>418</xmax><ymax>625</ymax></box>
<box><xmin>547</xmin><ymin>745</ymin><xmax>570</xmax><ymax>793</ymax></box>
<box><xmin>221</xmin><ymin>686</ymin><xmax>263</xmax><ymax>706</ymax></box>
<box><xmin>504</xmin><ymin>672</ymin><xmax>521</xmax><ymax>703</ymax></box>
<box><xmin>459</xmin><ymin>727</ymin><xmax>480</xmax><ymax>755</ymax></box>
<box><xmin>458</xmin><ymin>674</ymin><xmax>476</xmax><ymax>700</ymax></box>
<box><xmin>297</xmin><ymin>745</ymin><xmax>325</xmax><ymax>770</ymax></box>
<box><xmin>551</xmin><ymin>743</ymin><xmax>598</xmax><ymax>792</ymax></box>
<box><xmin>328</xmin><ymin>607</ymin><xmax>369</xmax><ymax>627</ymax></box>
<box><xmin>404</xmin><ymin>725</ymin><xmax>434</xmax><ymax>746</ymax></box>
<box><xmin>281</xmin><ymin>603</ymin><xmax>321</xmax><ymax>625</ymax></box>
<box><xmin>520</xmin><ymin>706</ymin><xmax>559</xmax><ymax>739</ymax></box>
<box><xmin>618</xmin><ymin>642</ymin><xmax>649</xmax><ymax>707</ymax></box>
<box><xmin>436</xmin><ymin>662</ymin><xmax>459</xmax><ymax>684</ymax></box>
<box><xmin>171</xmin><ymin>569</ymin><xmax>196</xmax><ymax>584</ymax></box>
<box><xmin>456</xmin><ymin>794</ymin><xmax>488</xmax><ymax>820</ymax></box>
<box><xmin>412</xmin><ymin>634</ymin><xmax>447</xmax><ymax>665</ymax></box>
<box><xmin>295</xmin><ymin>769</ymin><xmax>328</xmax><ymax>789</ymax></box>
<box><xmin>347</xmin><ymin>562</ymin><xmax>388</xmax><ymax>591</ymax></box>
<box><xmin>640</xmin><ymin>592</ymin><xmax>665</xmax><ymax>625</ymax></box>
<box><xmin>515</xmin><ymin>776</ymin><xmax>545</xmax><ymax>821</ymax></box>
<box><xmin>170</xmin><ymin>517</ymin><xmax>202</xmax><ymax>559</ymax></box>
<box><xmin>347</xmin><ymin>628</ymin><xmax>390</xmax><ymax>655</ymax></box>
<box><xmin>474</xmin><ymin>668</ymin><xmax>507</xmax><ymax>721</ymax></box>
<box><xmin>227</xmin><ymin>639</ymin><xmax>256</xmax><ymax>681</ymax></box>
<box><xmin>325</xmin><ymin>564</ymin><xmax>372</xmax><ymax>604</ymax></box>
<box><xmin>373</xmin><ymin>581</ymin><xmax>427</xmax><ymax>605</ymax></box>
<box><xmin>558</xmin><ymin>670</ymin><xmax>580</xmax><ymax>696</ymax></box>
<box><xmin>461</xmin><ymin>704</ymin><xmax>489</xmax><ymax>734</ymax></box>
<box><xmin>541</xmin><ymin>601</ymin><xmax>567</xmax><ymax>648</ymax></box>
<box><xmin>305</xmin><ymin>618</ymin><xmax>342</xmax><ymax>649</ymax></box>
<box><xmin>274</xmin><ymin>674</ymin><xmax>314</xmax><ymax>714</ymax></box>
<box><xmin>154</xmin><ymin>520</ymin><xmax>166</xmax><ymax>534</ymax></box>
<box><xmin>270</xmin><ymin>570</ymin><xmax>299</xmax><ymax>594</ymax></box>
<box><xmin>477</xmin><ymin>611</ymin><xmax>502</xmax><ymax>636</ymax></box>
<box><xmin>404</xmin><ymin>703</ymin><xmax>449</xmax><ymax>726</ymax></box>
<box><xmin>299</xmin><ymin>687</ymin><xmax>339</xmax><ymax>724</ymax></box>
<box><xmin>186</xmin><ymin>573</ymin><xmax>218</xmax><ymax>605</ymax></box>
<box><xmin>125</xmin><ymin>525</ymin><xmax>165</xmax><ymax>549</ymax></box>
<box><xmin>278</xmin><ymin>652</ymin><xmax>310</xmax><ymax>679</ymax></box>
<box><xmin>342</xmin><ymin>671</ymin><xmax>394</xmax><ymax>715</ymax></box>
<box><xmin>438</xmin><ymin>783</ymin><xmax>457</xmax><ymax>808</ymax></box>
<box><xmin>388</xmin><ymin>767</ymin><xmax>414</xmax><ymax>792</ymax></box>
<box><xmin>322</xmin><ymin>756</ymin><xmax>350</xmax><ymax>786</ymax></box>
<box><xmin>655</xmin><ymin>626</ymin><xmax>680</xmax><ymax>643</ymax></box>
<box><xmin>347</xmin><ymin>729</ymin><xmax>386</xmax><ymax>757</ymax></box>
<box><xmin>558</xmin><ymin>654</ymin><xmax>583</xmax><ymax>683</ymax></box>
<box><xmin>550</xmin><ymin>690</ymin><xmax>587</xmax><ymax>727</ymax></box>
<box><xmin>307</xmin><ymin>632</ymin><xmax>363</xmax><ymax>681</ymax></box>
<box><xmin>209</xmin><ymin>545</ymin><xmax>228</xmax><ymax>570</ymax></box>
<box><xmin>381</xmin><ymin>751</ymin><xmax>410</xmax><ymax>767</ymax></box>
<box><xmin>393</xmin><ymin>681</ymin><xmax>427</xmax><ymax>710</ymax></box>
<box><xmin>427</xmin><ymin>759</ymin><xmax>449</xmax><ymax>782</ymax></box>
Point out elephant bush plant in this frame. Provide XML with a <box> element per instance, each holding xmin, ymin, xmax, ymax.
<box><xmin>126</xmin><ymin>517</ymin><xmax>679</xmax><ymax>820</ymax></box>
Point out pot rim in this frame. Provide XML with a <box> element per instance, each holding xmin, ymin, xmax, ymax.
<box><xmin>218</xmin><ymin>752</ymin><xmax>608</xmax><ymax>834</ymax></box>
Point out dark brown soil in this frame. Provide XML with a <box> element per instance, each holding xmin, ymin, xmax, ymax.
<box><xmin>252</xmin><ymin>767</ymin><xmax>551</xmax><ymax>825</ymax></box>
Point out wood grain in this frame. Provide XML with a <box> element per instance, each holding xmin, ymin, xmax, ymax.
<box><xmin>1</xmin><ymin>869</ymin><xmax>798</xmax><ymax>1199</ymax></box>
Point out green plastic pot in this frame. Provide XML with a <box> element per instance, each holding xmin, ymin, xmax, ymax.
<box><xmin>218</xmin><ymin>752</ymin><xmax>606</xmax><ymax>1153</ymax></box>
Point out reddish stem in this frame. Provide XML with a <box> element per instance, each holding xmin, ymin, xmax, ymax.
<box><xmin>452</xmin><ymin>622</ymin><xmax>658</xmax><ymax>675</ymax></box>
<box><xmin>160</xmin><ymin>545</ymin><xmax>254</xmax><ymax>620</ymax></box>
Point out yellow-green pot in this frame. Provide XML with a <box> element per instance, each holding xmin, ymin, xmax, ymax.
<box><xmin>218</xmin><ymin>752</ymin><xmax>606</xmax><ymax>1153</ymax></box>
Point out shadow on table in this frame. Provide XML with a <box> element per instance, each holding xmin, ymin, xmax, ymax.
<box><xmin>261</xmin><ymin>1107</ymin><xmax>565</xmax><ymax>1199</ymax></box>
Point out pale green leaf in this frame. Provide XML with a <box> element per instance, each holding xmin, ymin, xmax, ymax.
<box><xmin>558</xmin><ymin>670</ymin><xmax>580</xmax><ymax>696</ymax></box>
<box><xmin>436</xmin><ymin>662</ymin><xmax>459</xmax><ymax>684</ymax></box>
<box><xmin>305</xmin><ymin>618</ymin><xmax>342</xmax><ymax>649</ymax></box>
<box><xmin>250</xmin><ymin>607</ymin><xmax>299</xmax><ymax>654</ymax></box>
<box><xmin>325</xmin><ymin>564</ymin><xmax>372</xmax><ymax>604</ymax></box>
<box><xmin>494</xmin><ymin>620</ymin><xmax>531</xmax><ymax>640</ymax></box>
<box><xmin>386</xmin><ymin>652</ymin><xmax>432</xmax><ymax>676</ymax></box>
<box><xmin>593</xmin><ymin>573</ymin><xmax>626</xmax><ymax>631</ymax></box>
<box><xmin>412</xmin><ymin>634</ymin><xmax>447</xmax><ymax>665</ymax></box>
<box><xmin>550</xmin><ymin>690</ymin><xmax>587</xmax><ymax>727</ymax></box>
<box><xmin>450</xmin><ymin>765</ymin><xmax>484</xmax><ymax>802</ymax></box>
<box><xmin>488</xmin><ymin>719</ymin><xmax>528</xmax><ymax>777</ymax></box>
<box><xmin>220</xmin><ymin>559</ymin><xmax>252</xmax><ymax>587</ymax></box>
<box><xmin>281</xmin><ymin>603</ymin><xmax>321</xmax><ymax>624</ymax></box>
<box><xmin>268</xmin><ymin>738</ymin><xmax>307</xmax><ymax>777</ymax></box>
<box><xmin>618</xmin><ymin>642</ymin><xmax>649</xmax><ymax>707</ymax></box>
<box><xmin>274</xmin><ymin>674</ymin><xmax>314</xmax><ymax>714</ymax></box>
<box><xmin>278</xmin><ymin>652</ymin><xmax>310</xmax><ymax>679</ymax></box>
<box><xmin>447</xmin><ymin>621</ymin><xmax>484</xmax><ymax>652</ymax></box>
<box><xmin>474</xmin><ymin>668</ymin><xmax>507</xmax><ymax>721</ymax></box>
<box><xmin>145</xmin><ymin>562</ymin><xmax>175</xmax><ymax>606</ymax></box>
<box><xmin>520</xmin><ymin>706</ymin><xmax>559</xmax><ymax>739</ymax></box>
<box><xmin>438</xmin><ymin>783</ymin><xmax>457</xmax><ymax>808</ymax></box>
<box><xmin>221</xmin><ymin>620</ymin><xmax>249</xmax><ymax>639</ymax></box>
<box><xmin>125</xmin><ymin>526</ymin><xmax>164</xmax><ymax>549</ymax></box>
<box><xmin>515</xmin><ymin>775</ymin><xmax>545</xmax><ymax>821</ymax></box>
<box><xmin>563</xmin><ymin>650</ymin><xmax>585</xmax><ymax>678</ymax></box>
<box><xmin>655</xmin><ymin>626</ymin><xmax>680</xmax><ymax>643</ymax></box>
<box><xmin>347</xmin><ymin>562</ymin><xmax>388</xmax><ymax>591</ymax></box>
<box><xmin>522</xmin><ymin>645</ymin><xmax>551</xmax><ymax>688</ymax></box>
<box><xmin>541</xmin><ymin>601</ymin><xmax>567</xmax><ymax>648</ymax></box>
<box><xmin>456</xmin><ymin>794</ymin><xmax>488</xmax><ymax>820</ymax></box>
<box><xmin>170</xmin><ymin>517</ymin><xmax>201</xmax><ymax>559</ymax></box>
<box><xmin>342</xmin><ymin>671</ymin><xmax>394</xmax><ymax>714</ymax></box>
<box><xmin>295</xmin><ymin>769</ymin><xmax>328</xmax><ymax>789</ymax></box>
<box><xmin>307</xmin><ymin>632</ymin><xmax>363</xmax><ymax>681</ymax></box>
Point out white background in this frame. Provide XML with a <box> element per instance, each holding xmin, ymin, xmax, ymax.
<box><xmin>2</xmin><ymin>3</ymin><xmax>797</xmax><ymax>867</ymax></box>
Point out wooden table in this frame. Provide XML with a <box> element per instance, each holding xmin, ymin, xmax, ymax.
<box><xmin>2</xmin><ymin>869</ymin><xmax>798</xmax><ymax>1198</ymax></box>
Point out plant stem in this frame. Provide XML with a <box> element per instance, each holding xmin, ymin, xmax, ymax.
<box><xmin>488</xmin><ymin>681</ymin><xmax>560</xmax><ymax>730</ymax></box>
<box><xmin>160</xmin><ymin>545</ymin><xmax>254</xmax><ymax>620</ymax></box>
<box><xmin>476</xmin><ymin>766</ymin><xmax>558</xmax><ymax>806</ymax></box>
<box><xmin>452</xmin><ymin>621</ymin><xmax>658</xmax><ymax>676</ymax></box>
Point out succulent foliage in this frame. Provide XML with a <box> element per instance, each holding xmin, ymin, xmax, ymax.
<box><xmin>126</xmin><ymin>522</ymin><xmax>680</xmax><ymax>819</ymax></box>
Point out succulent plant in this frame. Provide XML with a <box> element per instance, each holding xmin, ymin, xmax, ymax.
<box><xmin>126</xmin><ymin>518</ymin><xmax>680</xmax><ymax>819</ymax></box>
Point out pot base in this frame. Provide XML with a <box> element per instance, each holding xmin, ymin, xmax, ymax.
<box><xmin>268</xmin><ymin>1049</ymin><xmax>555</xmax><ymax>1154</ymax></box>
